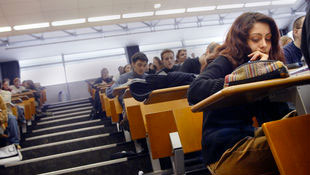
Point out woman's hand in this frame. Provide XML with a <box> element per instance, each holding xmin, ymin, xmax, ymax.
<box><xmin>248</xmin><ymin>50</ymin><xmax>269</xmax><ymax>61</ymax></box>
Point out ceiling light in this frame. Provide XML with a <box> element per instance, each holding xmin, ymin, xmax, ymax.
<box><xmin>154</xmin><ymin>4</ymin><xmax>161</xmax><ymax>9</ymax></box>
<box><xmin>123</xmin><ymin>11</ymin><xmax>154</xmax><ymax>18</ymax></box>
<box><xmin>245</xmin><ymin>1</ymin><xmax>271</xmax><ymax>7</ymax></box>
<box><xmin>271</xmin><ymin>0</ymin><xmax>297</xmax><ymax>5</ymax></box>
<box><xmin>155</xmin><ymin>8</ymin><xmax>186</xmax><ymax>15</ymax></box>
<box><xmin>88</xmin><ymin>15</ymin><xmax>121</xmax><ymax>22</ymax></box>
<box><xmin>217</xmin><ymin>3</ymin><xmax>244</xmax><ymax>10</ymax></box>
<box><xmin>187</xmin><ymin>6</ymin><xmax>216</xmax><ymax>12</ymax></box>
<box><xmin>0</xmin><ymin>26</ymin><xmax>12</xmax><ymax>32</ymax></box>
<box><xmin>52</xmin><ymin>18</ymin><xmax>86</xmax><ymax>26</ymax></box>
<box><xmin>13</xmin><ymin>22</ymin><xmax>49</xmax><ymax>30</ymax></box>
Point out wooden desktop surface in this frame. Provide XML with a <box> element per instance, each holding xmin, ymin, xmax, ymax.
<box><xmin>144</xmin><ymin>85</ymin><xmax>189</xmax><ymax>104</ymax></box>
<box><xmin>112</xmin><ymin>86</ymin><xmax>128</xmax><ymax>97</ymax></box>
<box><xmin>191</xmin><ymin>74</ymin><xmax>310</xmax><ymax>112</ymax></box>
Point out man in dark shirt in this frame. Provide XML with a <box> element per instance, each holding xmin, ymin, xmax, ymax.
<box><xmin>283</xmin><ymin>16</ymin><xmax>305</xmax><ymax>64</ymax></box>
<box><xmin>157</xmin><ymin>49</ymin><xmax>180</xmax><ymax>75</ymax></box>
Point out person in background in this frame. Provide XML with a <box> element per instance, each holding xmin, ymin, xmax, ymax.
<box><xmin>118</xmin><ymin>66</ymin><xmax>124</xmax><ymax>75</ymax></box>
<box><xmin>180</xmin><ymin>42</ymin><xmax>220</xmax><ymax>74</ymax></box>
<box><xmin>280</xmin><ymin>36</ymin><xmax>293</xmax><ymax>47</ymax></box>
<box><xmin>188</xmin><ymin>12</ymin><xmax>290</xmax><ymax>175</ymax></box>
<box><xmin>152</xmin><ymin>56</ymin><xmax>164</xmax><ymax>72</ymax></box>
<box><xmin>157</xmin><ymin>49</ymin><xmax>180</xmax><ymax>75</ymax></box>
<box><xmin>301</xmin><ymin>1</ymin><xmax>310</xmax><ymax>68</ymax></box>
<box><xmin>2</xmin><ymin>79</ymin><xmax>12</xmax><ymax>92</ymax></box>
<box><xmin>94</xmin><ymin>68</ymin><xmax>113</xmax><ymax>85</ymax></box>
<box><xmin>123</xmin><ymin>64</ymin><xmax>132</xmax><ymax>74</ymax></box>
<box><xmin>0</xmin><ymin>83</ymin><xmax>21</xmax><ymax>148</ymax></box>
<box><xmin>176</xmin><ymin>49</ymin><xmax>187</xmax><ymax>65</ymax></box>
<box><xmin>146</xmin><ymin>63</ymin><xmax>156</xmax><ymax>74</ymax></box>
<box><xmin>10</xmin><ymin>78</ymin><xmax>26</xmax><ymax>94</ymax></box>
<box><xmin>283</xmin><ymin>16</ymin><xmax>305</xmax><ymax>64</ymax></box>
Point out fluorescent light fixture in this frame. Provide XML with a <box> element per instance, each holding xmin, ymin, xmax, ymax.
<box><xmin>0</xmin><ymin>26</ymin><xmax>12</xmax><ymax>32</ymax></box>
<box><xmin>217</xmin><ymin>3</ymin><xmax>244</xmax><ymax>10</ymax></box>
<box><xmin>13</xmin><ymin>22</ymin><xmax>49</xmax><ymax>30</ymax></box>
<box><xmin>122</xmin><ymin>12</ymin><xmax>154</xmax><ymax>18</ymax></box>
<box><xmin>154</xmin><ymin>4</ymin><xmax>161</xmax><ymax>9</ymax></box>
<box><xmin>187</xmin><ymin>6</ymin><xmax>216</xmax><ymax>12</ymax></box>
<box><xmin>51</xmin><ymin>18</ymin><xmax>86</xmax><ymax>26</ymax></box>
<box><xmin>271</xmin><ymin>0</ymin><xmax>297</xmax><ymax>5</ymax></box>
<box><xmin>155</xmin><ymin>8</ymin><xmax>186</xmax><ymax>15</ymax></box>
<box><xmin>88</xmin><ymin>15</ymin><xmax>120</xmax><ymax>22</ymax></box>
<box><xmin>245</xmin><ymin>1</ymin><xmax>271</xmax><ymax>7</ymax></box>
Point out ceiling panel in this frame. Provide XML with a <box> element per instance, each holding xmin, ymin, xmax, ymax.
<box><xmin>1</xmin><ymin>1</ymin><xmax>41</xmax><ymax>16</ymax></box>
<box><xmin>40</xmin><ymin>0</ymin><xmax>78</xmax><ymax>12</ymax></box>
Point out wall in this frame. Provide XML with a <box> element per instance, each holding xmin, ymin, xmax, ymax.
<box><xmin>45</xmin><ymin>80</ymin><xmax>91</xmax><ymax>104</ymax></box>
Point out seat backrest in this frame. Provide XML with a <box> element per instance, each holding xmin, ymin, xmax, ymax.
<box><xmin>173</xmin><ymin>107</ymin><xmax>203</xmax><ymax>154</ymax></box>
<box><xmin>262</xmin><ymin>115</ymin><xmax>310</xmax><ymax>175</ymax></box>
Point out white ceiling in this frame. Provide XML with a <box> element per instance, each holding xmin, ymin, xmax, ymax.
<box><xmin>0</xmin><ymin>0</ymin><xmax>307</xmax><ymax>62</ymax></box>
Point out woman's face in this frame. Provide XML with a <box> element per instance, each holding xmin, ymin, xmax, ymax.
<box><xmin>178</xmin><ymin>50</ymin><xmax>187</xmax><ymax>63</ymax></box>
<box><xmin>247</xmin><ymin>22</ymin><xmax>272</xmax><ymax>55</ymax></box>
<box><xmin>3</xmin><ymin>81</ymin><xmax>10</xmax><ymax>90</ymax></box>
<box><xmin>124</xmin><ymin>65</ymin><xmax>132</xmax><ymax>73</ymax></box>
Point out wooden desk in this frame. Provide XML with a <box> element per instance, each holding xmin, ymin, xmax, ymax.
<box><xmin>191</xmin><ymin>74</ymin><xmax>310</xmax><ymax>113</ymax></box>
<box><xmin>112</xmin><ymin>86</ymin><xmax>128</xmax><ymax>97</ymax></box>
<box><xmin>144</xmin><ymin>85</ymin><xmax>189</xmax><ymax>104</ymax></box>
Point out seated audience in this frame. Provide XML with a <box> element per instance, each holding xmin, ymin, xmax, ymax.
<box><xmin>106</xmin><ymin>52</ymin><xmax>148</xmax><ymax>99</ymax></box>
<box><xmin>188</xmin><ymin>12</ymin><xmax>290</xmax><ymax>174</ymax></box>
<box><xmin>94</xmin><ymin>68</ymin><xmax>113</xmax><ymax>85</ymax></box>
<box><xmin>280</xmin><ymin>36</ymin><xmax>293</xmax><ymax>47</ymax></box>
<box><xmin>157</xmin><ymin>49</ymin><xmax>180</xmax><ymax>75</ymax></box>
<box><xmin>301</xmin><ymin>3</ymin><xmax>310</xmax><ymax>68</ymax></box>
<box><xmin>0</xmin><ymin>88</ymin><xmax>20</xmax><ymax>148</ymax></box>
<box><xmin>180</xmin><ymin>42</ymin><xmax>220</xmax><ymax>74</ymax></box>
<box><xmin>152</xmin><ymin>56</ymin><xmax>164</xmax><ymax>72</ymax></box>
<box><xmin>10</xmin><ymin>78</ymin><xmax>26</xmax><ymax>94</ymax></box>
<box><xmin>176</xmin><ymin>49</ymin><xmax>187</xmax><ymax>65</ymax></box>
<box><xmin>283</xmin><ymin>16</ymin><xmax>305</xmax><ymax>64</ymax></box>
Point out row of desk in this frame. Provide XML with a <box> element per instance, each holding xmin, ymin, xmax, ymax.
<box><xmin>92</xmin><ymin>73</ymin><xmax>310</xmax><ymax>174</ymax></box>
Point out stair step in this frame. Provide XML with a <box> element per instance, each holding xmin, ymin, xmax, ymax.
<box><xmin>52</xmin><ymin>106</ymin><xmax>92</xmax><ymax>115</ymax></box>
<box><xmin>47</xmin><ymin>104</ymin><xmax>92</xmax><ymax>112</ymax></box>
<box><xmin>3</xmin><ymin>142</ymin><xmax>139</xmax><ymax>175</ymax></box>
<box><xmin>47</xmin><ymin>100</ymin><xmax>91</xmax><ymax>109</ymax></box>
<box><xmin>40</xmin><ymin>154</ymin><xmax>152</xmax><ymax>175</ymax></box>
<box><xmin>34</xmin><ymin>115</ymin><xmax>92</xmax><ymax>129</ymax></box>
<box><xmin>40</xmin><ymin>111</ymin><xmax>91</xmax><ymax>121</ymax></box>
<box><xmin>22</xmin><ymin>126</ymin><xmax>118</xmax><ymax>147</ymax></box>
<box><xmin>21</xmin><ymin>132</ymin><xmax>125</xmax><ymax>159</ymax></box>
<box><xmin>26</xmin><ymin>119</ymin><xmax>112</xmax><ymax>137</ymax></box>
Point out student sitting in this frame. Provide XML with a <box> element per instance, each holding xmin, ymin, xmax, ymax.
<box><xmin>106</xmin><ymin>52</ymin><xmax>148</xmax><ymax>99</ymax></box>
<box><xmin>152</xmin><ymin>56</ymin><xmax>164</xmax><ymax>72</ymax></box>
<box><xmin>10</xmin><ymin>78</ymin><xmax>26</xmax><ymax>94</ymax></box>
<box><xmin>180</xmin><ymin>42</ymin><xmax>220</xmax><ymax>74</ymax></box>
<box><xmin>283</xmin><ymin>16</ymin><xmax>305</xmax><ymax>65</ymax></box>
<box><xmin>2</xmin><ymin>79</ymin><xmax>12</xmax><ymax>92</ymax></box>
<box><xmin>157</xmin><ymin>49</ymin><xmax>180</xmax><ymax>75</ymax></box>
<box><xmin>93</xmin><ymin>68</ymin><xmax>114</xmax><ymax>85</ymax></box>
<box><xmin>0</xmin><ymin>95</ymin><xmax>20</xmax><ymax>149</ymax></box>
<box><xmin>176</xmin><ymin>49</ymin><xmax>187</xmax><ymax>65</ymax></box>
<box><xmin>188</xmin><ymin>12</ymin><xmax>290</xmax><ymax>175</ymax></box>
